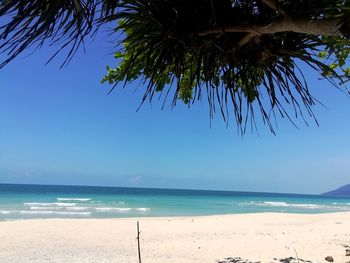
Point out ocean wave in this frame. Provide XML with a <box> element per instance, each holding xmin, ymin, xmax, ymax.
<box><xmin>57</xmin><ymin>198</ymin><xmax>91</xmax><ymax>201</ymax></box>
<box><xmin>265</xmin><ymin>202</ymin><xmax>320</xmax><ymax>208</ymax></box>
<box><xmin>0</xmin><ymin>210</ymin><xmax>12</xmax><ymax>214</ymax></box>
<box><xmin>24</xmin><ymin>202</ymin><xmax>53</xmax><ymax>206</ymax></box>
<box><xmin>30</xmin><ymin>206</ymin><xmax>62</xmax><ymax>210</ymax></box>
<box><xmin>332</xmin><ymin>202</ymin><xmax>350</xmax><ymax>205</ymax></box>
<box><xmin>240</xmin><ymin>201</ymin><xmax>327</xmax><ymax>209</ymax></box>
<box><xmin>94</xmin><ymin>207</ymin><xmax>150</xmax><ymax>212</ymax></box>
<box><xmin>95</xmin><ymin>207</ymin><xmax>132</xmax><ymax>212</ymax></box>
<box><xmin>24</xmin><ymin>202</ymin><xmax>77</xmax><ymax>207</ymax></box>
<box><xmin>18</xmin><ymin>210</ymin><xmax>91</xmax><ymax>215</ymax></box>
<box><xmin>30</xmin><ymin>206</ymin><xmax>89</xmax><ymax>211</ymax></box>
<box><xmin>66</xmin><ymin>206</ymin><xmax>90</xmax><ymax>211</ymax></box>
<box><xmin>135</xmin><ymin>208</ymin><xmax>150</xmax><ymax>212</ymax></box>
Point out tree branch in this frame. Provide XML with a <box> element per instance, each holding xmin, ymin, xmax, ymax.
<box><xmin>260</xmin><ymin>0</ymin><xmax>286</xmax><ymax>16</ymax></box>
<box><xmin>238</xmin><ymin>32</ymin><xmax>259</xmax><ymax>47</ymax></box>
<box><xmin>199</xmin><ymin>17</ymin><xmax>342</xmax><ymax>38</ymax></box>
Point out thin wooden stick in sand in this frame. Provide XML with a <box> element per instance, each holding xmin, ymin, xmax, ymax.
<box><xmin>137</xmin><ymin>221</ymin><xmax>142</xmax><ymax>263</ymax></box>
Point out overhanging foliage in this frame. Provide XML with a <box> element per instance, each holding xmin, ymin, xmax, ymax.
<box><xmin>1</xmin><ymin>0</ymin><xmax>350</xmax><ymax>133</ymax></box>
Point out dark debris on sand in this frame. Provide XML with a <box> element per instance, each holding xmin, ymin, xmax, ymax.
<box><xmin>218</xmin><ymin>257</ymin><xmax>314</xmax><ymax>263</ymax></box>
<box><xmin>218</xmin><ymin>257</ymin><xmax>260</xmax><ymax>263</ymax></box>
<box><xmin>278</xmin><ymin>257</ymin><xmax>313</xmax><ymax>263</ymax></box>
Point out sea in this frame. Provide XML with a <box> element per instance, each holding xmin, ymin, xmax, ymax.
<box><xmin>0</xmin><ymin>183</ymin><xmax>350</xmax><ymax>221</ymax></box>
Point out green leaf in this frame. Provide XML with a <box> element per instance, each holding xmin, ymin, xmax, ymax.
<box><xmin>318</xmin><ymin>51</ymin><xmax>327</xmax><ymax>59</ymax></box>
<box><xmin>329</xmin><ymin>63</ymin><xmax>339</xmax><ymax>70</ymax></box>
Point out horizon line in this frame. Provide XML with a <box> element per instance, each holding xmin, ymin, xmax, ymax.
<box><xmin>0</xmin><ymin>182</ymin><xmax>325</xmax><ymax>197</ymax></box>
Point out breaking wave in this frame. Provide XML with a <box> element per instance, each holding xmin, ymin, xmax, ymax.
<box><xmin>135</xmin><ymin>208</ymin><xmax>150</xmax><ymax>212</ymax></box>
<box><xmin>0</xmin><ymin>210</ymin><xmax>91</xmax><ymax>215</ymax></box>
<box><xmin>30</xmin><ymin>206</ymin><xmax>62</xmax><ymax>210</ymax></box>
<box><xmin>94</xmin><ymin>207</ymin><xmax>150</xmax><ymax>212</ymax></box>
<box><xmin>18</xmin><ymin>210</ymin><xmax>91</xmax><ymax>215</ymax></box>
<box><xmin>0</xmin><ymin>210</ymin><xmax>12</xmax><ymax>214</ymax></box>
<box><xmin>24</xmin><ymin>202</ymin><xmax>77</xmax><ymax>207</ymax></box>
<box><xmin>239</xmin><ymin>201</ymin><xmax>350</xmax><ymax>210</ymax></box>
<box><xmin>66</xmin><ymin>207</ymin><xmax>90</xmax><ymax>211</ymax></box>
<box><xmin>95</xmin><ymin>207</ymin><xmax>132</xmax><ymax>212</ymax></box>
<box><xmin>56</xmin><ymin>198</ymin><xmax>91</xmax><ymax>202</ymax></box>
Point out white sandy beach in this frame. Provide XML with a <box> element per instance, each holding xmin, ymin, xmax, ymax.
<box><xmin>0</xmin><ymin>213</ymin><xmax>350</xmax><ymax>263</ymax></box>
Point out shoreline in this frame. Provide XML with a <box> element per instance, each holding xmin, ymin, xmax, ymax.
<box><xmin>2</xmin><ymin>210</ymin><xmax>350</xmax><ymax>222</ymax></box>
<box><xmin>1</xmin><ymin>212</ymin><xmax>350</xmax><ymax>262</ymax></box>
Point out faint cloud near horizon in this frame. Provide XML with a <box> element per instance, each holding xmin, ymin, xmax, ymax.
<box><xmin>128</xmin><ymin>175</ymin><xmax>143</xmax><ymax>184</ymax></box>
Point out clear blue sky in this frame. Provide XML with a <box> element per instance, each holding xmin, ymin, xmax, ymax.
<box><xmin>1</xmin><ymin>30</ymin><xmax>350</xmax><ymax>195</ymax></box>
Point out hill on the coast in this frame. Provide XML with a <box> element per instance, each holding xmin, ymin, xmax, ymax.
<box><xmin>323</xmin><ymin>184</ymin><xmax>350</xmax><ymax>197</ymax></box>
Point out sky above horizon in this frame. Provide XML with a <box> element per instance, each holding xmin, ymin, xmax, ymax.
<box><xmin>1</xmin><ymin>30</ymin><xmax>350</xmax><ymax>195</ymax></box>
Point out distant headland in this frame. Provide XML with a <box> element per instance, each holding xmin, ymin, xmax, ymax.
<box><xmin>323</xmin><ymin>184</ymin><xmax>350</xmax><ymax>197</ymax></box>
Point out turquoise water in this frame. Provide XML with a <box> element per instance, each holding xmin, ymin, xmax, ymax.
<box><xmin>0</xmin><ymin>184</ymin><xmax>350</xmax><ymax>220</ymax></box>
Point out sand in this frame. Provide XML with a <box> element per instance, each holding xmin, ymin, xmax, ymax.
<box><xmin>0</xmin><ymin>213</ymin><xmax>350</xmax><ymax>263</ymax></box>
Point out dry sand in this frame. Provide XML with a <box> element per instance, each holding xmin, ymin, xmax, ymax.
<box><xmin>1</xmin><ymin>213</ymin><xmax>350</xmax><ymax>263</ymax></box>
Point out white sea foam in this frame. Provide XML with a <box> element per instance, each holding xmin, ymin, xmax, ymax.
<box><xmin>94</xmin><ymin>207</ymin><xmax>150</xmax><ymax>212</ymax></box>
<box><xmin>30</xmin><ymin>206</ymin><xmax>89</xmax><ymax>211</ymax></box>
<box><xmin>24</xmin><ymin>202</ymin><xmax>77</xmax><ymax>207</ymax></box>
<box><xmin>30</xmin><ymin>206</ymin><xmax>62</xmax><ymax>210</ymax></box>
<box><xmin>0</xmin><ymin>210</ymin><xmax>12</xmax><ymax>214</ymax></box>
<box><xmin>57</xmin><ymin>198</ymin><xmax>91</xmax><ymax>201</ymax></box>
<box><xmin>333</xmin><ymin>202</ymin><xmax>350</xmax><ymax>205</ymax></box>
<box><xmin>95</xmin><ymin>207</ymin><xmax>132</xmax><ymax>212</ymax></box>
<box><xmin>263</xmin><ymin>201</ymin><xmax>290</xmax><ymax>207</ymax></box>
<box><xmin>19</xmin><ymin>210</ymin><xmax>55</xmax><ymax>214</ymax></box>
<box><xmin>241</xmin><ymin>201</ymin><xmax>350</xmax><ymax>211</ymax></box>
<box><xmin>135</xmin><ymin>208</ymin><xmax>150</xmax><ymax>212</ymax></box>
<box><xmin>55</xmin><ymin>211</ymin><xmax>91</xmax><ymax>215</ymax></box>
<box><xmin>18</xmin><ymin>210</ymin><xmax>91</xmax><ymax>215</ymax></box>
<box><xmin>24</xmin><ymin>202</ymin><xmax>53</xmax><ymax>206</ymax></box>
<box><xmin>265</xmin><ymin>202</ymin><xmax>320</xmax><ymax>208</ymax></box>
<box><xmin>51</xmin><ymin>202</ymin><xmax>77</xmax><ymax>206</ymax></box>
<box><xmin>66</xmin><ymin>207</ymin><xmax>90</xmax><ymax>211</ymax></box>
<box><xmin>240</xmin><ymin>201</ymin><xmax>325</xmax><ymax>209</ymax></box>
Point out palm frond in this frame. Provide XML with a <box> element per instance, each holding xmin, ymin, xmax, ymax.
<box><xmin>0</xmin><ymin>0</ymin><xmax>119</xmax><ymax>67</ymax></box>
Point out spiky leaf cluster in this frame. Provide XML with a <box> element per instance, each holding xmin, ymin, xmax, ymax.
<box><xmin>1</xmin><ymin>0</ymin><xmax>350</xmax><ymax>133</ymax></box>
<box><xmin>102</xmin><ymin>0</ymin><xmax>350</xmax><ymax>132</ymax></box>
<box><xmin>0</xmin><ymin>0</ymin><xmax>119</xmax><ymax>67</ymax></box>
